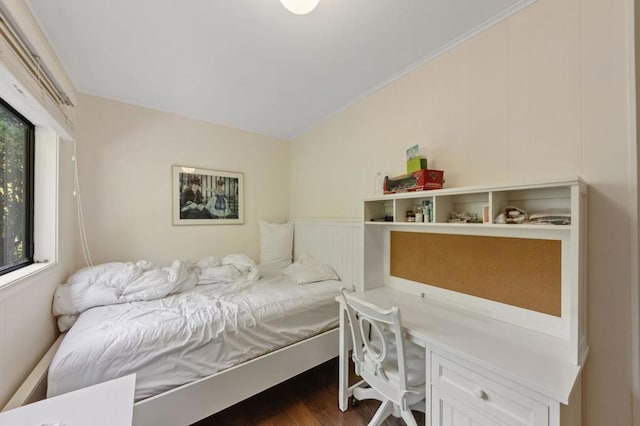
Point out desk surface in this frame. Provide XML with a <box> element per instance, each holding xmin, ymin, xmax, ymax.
<box><xmin>0</xmin><ymin>375</ymin><xmax>135</xmax><ymax>426</ymax></box>
<box><xmin>342</xmin><ymin>287</ymin><xmax>581</xmax><ymax>404</ymax></box>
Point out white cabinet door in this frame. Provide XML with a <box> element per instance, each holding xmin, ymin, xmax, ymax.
<box><xmin>432</xmin><ymin>386</ymin><xmax>506</xmax><ymax>426</ymax></box>
<box><xmin>431</xmin><ymin>350</ymin><xmax>551</xmax><ymax>426</ymax></box>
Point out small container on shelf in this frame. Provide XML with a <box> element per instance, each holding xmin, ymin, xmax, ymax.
<box><xmin>482</xmin><ymin>204</ymin><xmax>490</xmax><ymax>224</ymax></box>
<box><xmin>415</xmin><ymin>207</ymin><xmax>424</xmax><ymax>223</ymax></box>
<box><xmin>406</xmin><ymin>211</ymin><xmax>416</xmax><ymax>222</ymax></box>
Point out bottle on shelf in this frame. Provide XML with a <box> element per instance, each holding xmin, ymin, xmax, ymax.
<box><xmin>421</xmin><ymin>200</ymin><xmax>433</xmax><ymax>223</ymax></box>
<box><xmin>374</xmin><ymin>172</ymin><xmax>385</xmax><ymax>196</ymax></box>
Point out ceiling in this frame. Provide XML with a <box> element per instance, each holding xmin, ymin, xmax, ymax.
<box><xmin>26</xmin><ymin>0</ymin><xmax>530</xmax><ymax>139</ymax></box>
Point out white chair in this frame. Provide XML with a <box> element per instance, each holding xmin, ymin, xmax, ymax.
<box><xmin>341</xmin><ymin>288</ymin><xmax>426</xmax><ymax>426</ymax></box>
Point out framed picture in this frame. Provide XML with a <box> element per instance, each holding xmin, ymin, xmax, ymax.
<box><xmin>172</xmin><ymin>165</ymin><xmax>244</xmax><ymax>225</ymax></box>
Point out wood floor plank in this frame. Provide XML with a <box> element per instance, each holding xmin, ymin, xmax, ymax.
<box><xmin>193</xmin><ymin>357</ymin><xmax>425</xmax><ymax>425</ymax></box>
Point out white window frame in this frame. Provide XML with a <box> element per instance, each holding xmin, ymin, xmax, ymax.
<box><xmin>0</xmin><ymin>125</ymin><xmax>58</xmax><ymax>289</ymax></box>
<box><xmin>0</xmin><ymin>69</ymin><xmax>60</xmax><ymax>289</ymax></box>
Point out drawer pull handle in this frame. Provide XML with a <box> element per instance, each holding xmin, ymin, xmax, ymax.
<box><xmin>473</xmin><ymin>388</ymin><xmax>487</xmax><ymax>400</ymax></box>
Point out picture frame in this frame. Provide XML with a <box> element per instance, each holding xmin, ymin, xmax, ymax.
<box><xmin>172</xmin><ymin>165</ymin><xmax>244</xmax><ymax>225</ymax></box>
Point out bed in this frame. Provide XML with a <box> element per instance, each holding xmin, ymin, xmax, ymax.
<box><xmin>3</xmin><ymin>220</ymin><xmax>362</xmax><ymax>426</ymax></box>
<box><xmin>48</xmin><ymin>267</ymin><xmax>346</xmax><ymax>401</ymax></box>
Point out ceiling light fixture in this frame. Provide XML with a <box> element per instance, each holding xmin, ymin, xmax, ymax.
<box><xmin>280</xmin><ymin>0</ymin><xmax>319</xmax><ymax>15</ymax></box>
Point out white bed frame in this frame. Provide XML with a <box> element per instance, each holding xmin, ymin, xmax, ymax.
<box><xmin>2</xmin><ymin>219</ymin><xmax>362</xmax><ymax>426</ymax></box>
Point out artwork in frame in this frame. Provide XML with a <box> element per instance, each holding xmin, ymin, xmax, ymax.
<box><xmin>172</xmin><ymin>165</ymin><xmax>244</xmax><ymax>225</ymax></box>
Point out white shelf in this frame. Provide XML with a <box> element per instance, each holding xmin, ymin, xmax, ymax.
<box><xmin>364</xmin><ymin>221</ymin><xmax>572</xmax><ymax>231</ymax></box>
<box><xmin>364</xmin><ymin>177</ymin><xmax>582</xmax><ymax>227</ymax></box>
<box><xmin>363</xmin><ymin>177</ymin><xmax>585</xmax><ymax>201</ymax></box>
<box><xmin>362</xmin><ymin>177</ymin><xmax>587</xmax><ymax>366</ymax></box>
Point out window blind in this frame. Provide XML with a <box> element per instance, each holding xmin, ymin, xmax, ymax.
<box><xmin>0</xmin><ymin>1</ymin><xmax>76</xmax><ymax>139</ymax></box>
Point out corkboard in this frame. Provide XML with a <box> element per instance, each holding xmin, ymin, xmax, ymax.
<box><xmin>390</xmin><ymin>232</ymin><xmax>561</xmax><ymax>317</ymax></box>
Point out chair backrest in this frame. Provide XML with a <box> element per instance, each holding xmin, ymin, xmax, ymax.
<box><xmin>341</xmin><ymin>288</ymin><xmax>410</xmax><ymax>403</ymax></box>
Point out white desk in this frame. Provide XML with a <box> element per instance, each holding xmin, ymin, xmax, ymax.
<box><xmin>0</xmin><ymin>375</ymin><xmax>135</xmax><ymax>426</ymax></box>
<box><xmin>338</xmin><ymin>287</ymin><xmax>583</xmax><ymax>426</ymax></box>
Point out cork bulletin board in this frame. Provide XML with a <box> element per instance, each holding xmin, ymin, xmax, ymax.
<box><xmin>390</xmin><ymin>231</ymin><xmax>562</xmax><ymax>317</ymax></box>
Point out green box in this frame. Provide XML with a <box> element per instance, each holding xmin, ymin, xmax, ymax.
<box><xmin>406</xmin><ymin>157</ymin><xmax>428</xmax><ymax>174</ymax></box>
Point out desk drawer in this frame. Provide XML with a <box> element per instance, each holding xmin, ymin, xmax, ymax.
<box><xmin>431</xmin><ymin>351</ymin><xmax>549</xmax><ymax>426</ymax></box>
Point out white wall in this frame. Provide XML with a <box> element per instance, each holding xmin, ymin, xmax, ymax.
<box><xmin>290</xmin><ymin>0</ymin><xmax>636</xmax><ymax>424</ymax></box>
<box><xmin>75</xmin><ymin>94</ymin><xmax>290</xmax><ymax>265</ymax></box>
<box><xmin>0</xmin><ymin>140</ymin><xmax>78</xmax><ymax>407</ymax></box>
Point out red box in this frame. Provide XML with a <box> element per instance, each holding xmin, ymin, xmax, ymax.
<box><xmin>384</xmin><ymin>169</ymin><xmax>445</xmax><ymax>194</ymax></box>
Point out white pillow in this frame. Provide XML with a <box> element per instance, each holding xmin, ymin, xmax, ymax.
<box><xmin>259</xmin><ymin>221</ymin><xmax>294</xmax><ymax>270</ymax></box>
<box><xmin>284</xmin><ymin>252</ymin><xmax>340</xmax><ymax>285</ymax></box>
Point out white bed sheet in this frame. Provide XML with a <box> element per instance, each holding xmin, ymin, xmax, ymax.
<box><xmin>47</xmin><ymin>269</ymin><xmax>346</xmax><ymax>401</ymax></box>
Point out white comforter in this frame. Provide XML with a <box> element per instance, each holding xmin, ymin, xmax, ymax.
<box><xmin>53</xmin><ymin>254</ymin><xmax>260</xmax><ymax>331</ymax></box>
<box><xmin>47</xmin><ymin>269</ymin><xmax>344</xmax><ymax>401</ymax></box>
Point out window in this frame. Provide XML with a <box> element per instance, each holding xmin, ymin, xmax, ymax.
<box><xmin>0</xmin><ymin>97</ymin><xmax>34</xmax><ymax>275</ymax></box>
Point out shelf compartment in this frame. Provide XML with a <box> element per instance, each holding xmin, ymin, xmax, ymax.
<box><xmin>435</xmin><ymin>192</ymin><xmax>488</xmax><ymax>224</ymax></box>
<box><xmin>364</xmin><ymin>199</ymin><xmax>394</xmax><ymax>222</ymax></box>
<box><xmin>395</xmin><ymin>196</ymin><xmax>434</xmax><ymax>223</ymax></box>
<box><xmin>491</xmin><ymin>186</ymin><xmax>571</xmax><ymax>225</ymax></box>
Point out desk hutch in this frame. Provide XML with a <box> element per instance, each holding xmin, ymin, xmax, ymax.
<box><xmin>341</xmin><ymin>178</ymin><xmax>587</xmax><ymax>426</ymax></box>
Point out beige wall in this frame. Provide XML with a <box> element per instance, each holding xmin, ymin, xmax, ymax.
<box><xmin>0</xmin><ymin>141</ymin><xmax>78</xmax><ymax>407</ymax></box>
<box><xmin>75</xmin><ymin>94</ymin><xmax>290</xmax><ymax>265</ymax></box>
<box><xmin>0</xmin><ymin>90</ymin><xmax>289</xmax><ymax>407</ymax></box>
<box><xmin>290</xmin><ymin>0</ymin><xmax>636</xmax><ymax>424</ymax></box>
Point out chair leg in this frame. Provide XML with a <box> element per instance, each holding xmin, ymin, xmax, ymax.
<box><xmin>368</xmin><ymin>400</ymin><xmax>393</xmax><ymax>426</ymax></box>
<box><xmin>399</xmin><ymin>408</ymin><xmax>419</xmax><ymax>426</ymax></box>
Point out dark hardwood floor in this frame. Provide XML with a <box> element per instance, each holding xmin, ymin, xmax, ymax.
<box><xmin>193</xmin><ymin>357</ymin><xmax>425</xmax><ymax>425</ymax></box>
